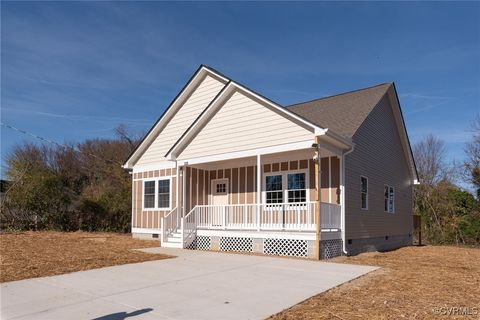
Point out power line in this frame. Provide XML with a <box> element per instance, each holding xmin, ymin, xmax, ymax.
<box><xmin>1</xmin><ymin>122</ymin><xmax>122</xmax><ymax>165</ymax></box>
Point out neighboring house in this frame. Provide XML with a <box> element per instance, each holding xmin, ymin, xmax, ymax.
<box><xmin>123</xmin><ymin>65</ymin><xmax>418</xmax><ymax>259</ymax></box>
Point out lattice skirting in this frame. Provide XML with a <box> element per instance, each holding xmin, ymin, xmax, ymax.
<box><xmin>186</xmin><ymin>236</ymin><xmax>211</xmax><ymax>250</ymax></box>
<box><xmin>220</xmin><ymin>237</ymin><xmax>253</xmax><ymax>252</ymax></box>
<box><xmin>320</xmin><ymin>239</ymin><xmax>343</xmax><ymax>259</ymax></box>
<box><xmin>263</xmin><ymin>238</ymin><xmax>308</xmax><ymax>258</ymax></box>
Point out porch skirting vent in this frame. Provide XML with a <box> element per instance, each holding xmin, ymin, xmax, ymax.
<box><xmin>186</xmin><ymin>236</ymin><xmax>211</xmax><ymax>251</ymax></box>
<box><xmin>220</xmin><ymin>237</ymin><xmax>253</xmax><ymax>252</ymax></box>
<box><xmin>320</xmin><ymin>239</ymin><xmax>343</xmax><ymax>259</ymax></box>
<box><xmin>263</xmin><ymin>238</ymin><xmax>308</xmax><ymax>258</ymax></box>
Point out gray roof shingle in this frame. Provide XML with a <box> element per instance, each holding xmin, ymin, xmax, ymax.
<box><xmin>287</xmin><ymin>83</ymin><xmax>392</xmax><ymax>139</ymax></box>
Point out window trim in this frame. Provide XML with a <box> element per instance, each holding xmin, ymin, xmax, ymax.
<box><xmin>142</xmin><ymin>176</ymin><xmax>172</xmax><ymax>211</ymax></box>
<box><xmin>263</xmin><ymin>170</ymin><xmax>309</xmax><ymax>204</ymax></box>
<box><xmin>384</xmin><ymin>184</ymin><xmax>395</xmax><ymax>214</ymax></box>
<box><xmin>360</xmin><ymin>176</ymin><xmax>368</xmax><ymax>210</ymax></box>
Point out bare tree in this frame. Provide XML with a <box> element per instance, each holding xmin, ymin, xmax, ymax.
<box><xmin>464</xmin><ymin>115</ymin><xmax>480</xmax><ymax>197</ymax></box>
<box><xmin>413</xmin><ymin>134</ymin><xmax>449</xmax><ymax>186</ymax></box>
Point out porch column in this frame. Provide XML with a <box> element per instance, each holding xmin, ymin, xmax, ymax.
<box><xmin>315</xmin><ymin>139</ymin><xmax>322</xmax><ymax>260</ymax></box>
<box><xmin>182</xmin><ymin>164</ymin><xmax>187</xmax><ymax>218</ymax></box>
<box><xmin>257</xmin><ymin>154</ymin><xmax>261</xmax><ymax>231</ymax></box>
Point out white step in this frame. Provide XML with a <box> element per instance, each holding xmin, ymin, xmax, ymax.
<box><xmin>161</xmin><ymin>241</ymin><xmax>182</xmax><ymax>248</ymax></box>
<box><xmin>166</xmin><ymin>236</ymin><xmax>182</xmax><ymax>243</ymax></box>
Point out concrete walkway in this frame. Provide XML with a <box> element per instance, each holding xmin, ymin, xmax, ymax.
<box><xmin>1</xmin><ymin>248</ymin><xmax>377</xmax><ymax>320</ymax></box>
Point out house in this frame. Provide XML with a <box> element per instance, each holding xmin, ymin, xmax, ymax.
<box><xmin>122</xmin><ymin>65</ymin><xmax>418</xmax><ymax>259</ymax></box>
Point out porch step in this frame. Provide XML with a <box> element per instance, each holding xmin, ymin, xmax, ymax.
<box><xmin>166</xmin><ymin>236</ymin><xmax>182</xmax><ymax>243</ymax></box>
<box><xmin>161</xmin><ymin>241</ymin><xmax>182</xmax><ymax>248</ymax></box>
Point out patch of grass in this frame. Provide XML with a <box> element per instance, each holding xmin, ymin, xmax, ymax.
<box><xmin>270</xmin><ymin>246</ymin><xmax>480</xmax><ymax>320</ymax></box>
<box><xmin>0</xmin><ymin>231</ymin><xmax>173</xmax><ymax>282</ymax></box>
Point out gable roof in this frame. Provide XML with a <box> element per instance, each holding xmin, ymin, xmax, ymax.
<box><xmin>287</xmin><ymin>83</ymin><xmax>392</xmax><ymax>139</ymax></box>
<box><xmin>123</xmin><ymin>65</ymin><xmax>229</xmax><ymax>168</ymax></box>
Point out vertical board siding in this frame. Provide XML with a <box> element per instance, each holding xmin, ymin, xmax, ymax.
<box><xmin>132</xmin><ymin>168</ymin><xmax>178</xmax><ymax>229</ymax></box>
<box><xmin>331</xmin><ymin>157</ymin><xmax>340</xmax><ymax>204</ymax></box>
<box><xmin>345</xmin><ymin>94</ymin><xmax>413</xmax><ymax>239</ymax></box>
<box><xmin>320</xmin><ymin>158</ymin><xmax>330</xmax><ymax>202</ymax></box>
<box><xmin>232</xmin><ymin>168</ymin><xmax>239</xmax><ymax>204</ymax></box>
<box><xmin>177</xmin><ymin>90</ymin><xmax>314</xmax><ymax>160</ymax></box>
<box><xmin>136</xmin><ymin>74</ymin><xmax>226</xmax><ymax>165</ymax></box>
<box><xmin>246</xmin><ymin>166</ymin><xmax>254</xmax><ymax>203</ymax></box>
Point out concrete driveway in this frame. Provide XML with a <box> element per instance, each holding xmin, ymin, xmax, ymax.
<box><xmin>1</xmin><ymin>248</ymin><xmax>377</xmax><ymax>320</ymax></box>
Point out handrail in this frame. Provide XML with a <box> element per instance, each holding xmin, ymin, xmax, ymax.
<box><xmin>161</xmin><ymin>207</ymin><xmax>177</xmax><ymax>242</ymax></box>
<box><xmin>181</xmin><ymin>207</ymin><xmax>197</xmax><ymax>248</ymax></box>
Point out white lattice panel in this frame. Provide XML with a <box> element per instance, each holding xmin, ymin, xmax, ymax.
<box><xmin>187</xmin><ymin>236</ymin><xmax>211</xmax><ymax>251</ymax></box>
<box><xmin>263</xmin><ymin>238</ymin><xmax>308</xmax><ymax>258</ymax></box>
<box><xmin>220</xmin><ymin>237</ymin><xmax>253</xmax><ymax>252</ymax></box>
<box><xmin>321</xmin><ymin>239</ymin><xmax>343</xmax><ymax>259</ymax></box>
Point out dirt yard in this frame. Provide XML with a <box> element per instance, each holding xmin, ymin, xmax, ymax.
<box><xmin>271</xmin><ymin>246</ymin><xmax>480</xmax><ymax>320</ymax></box>
<box><xmin>0</xmin><ymin>231</ymin><xmax>172</xmax><ymax>282</ymax></box>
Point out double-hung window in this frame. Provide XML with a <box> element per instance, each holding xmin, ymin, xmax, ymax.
<box><xmin>287</xmin><ymin>173</ymin><xmax>306</xmax><ymax>203</ymax></box>
<box><xmin>265</xmin><ymin>172</ymin><xmax>308</xmax><ymax>204</ymax></box>
<box><xmin>144</xmin><ymin>181</ymin><xmax>156</xmax><ymax>209</ymax></box>
<box><xmin>157</xmin><ymin>179</ymin><xmax>170</xmax><ymax>209</ymax></box>
<box><xmin>384</xmin><ymin>185</ymin><xmax>394</xmax><ymax>213</ymax></box>
<box><xmin>266</xmin><ymin>175</ymin><xmax>283</xmax><ymax>203</ymax></box>
<box><xmin>143</xmin><ymin>179</ymin><xmax>171</xmax><ymax>209</ymax></box>
<box><xmin>361</xmin><ymin>176</ymin><xmax>368</xmax><ymax>210</ymax></box>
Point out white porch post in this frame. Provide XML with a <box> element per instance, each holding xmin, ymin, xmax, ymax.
<box><xmin>257</xmin><ymin>154</ymin><xmax>261</xmax><ymax>231</ymax></box>
<box><xmin>316</xmin><ymin>140</ymin><xmax>322</xmax><ymax>260</ymax></box>
<box><xmin>182</xmin><ymin>164</ymin><xmax>187</xmax><ymax>219</ymax></box>
<box><xmin>340</xmin><ymin>152</ymin><xmax>347</xmax><ymax>254</ymax></box>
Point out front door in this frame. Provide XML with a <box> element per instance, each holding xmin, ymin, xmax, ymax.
<box><xmin>211</xmin><ymin>179</ymin><xmax>229</xmax><ymax>227</ymax></box>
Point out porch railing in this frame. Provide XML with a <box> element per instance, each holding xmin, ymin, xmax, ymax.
<box><xmin>187</xmin><ymin>202</ymin><xmax>341</xmax><ymax>232</ymax></box>
<box><xmin>161</xmin><ymin>207</ymin><xmax>178</xmax><ymax>242</ymax></box>
<box><xmin>181</xmin><ymin>207</ymin><xmax>197</xmax><ymax>248</ymax></box>
<box><xmin>320</xmin><ymin>202</ymin><xmax>341</xmax><ymax>230</ymax></box>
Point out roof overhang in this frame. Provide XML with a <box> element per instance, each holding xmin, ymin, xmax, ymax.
<box><xmin>388</xmin><ymin>83</ymin><xmax>419</xmax><ymax>183</ymax></box>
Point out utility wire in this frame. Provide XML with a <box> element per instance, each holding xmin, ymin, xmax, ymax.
<box><xmin>1</xmin><ymin>122</ymin><xmax>122</xmax><ymax>165</ymax></box>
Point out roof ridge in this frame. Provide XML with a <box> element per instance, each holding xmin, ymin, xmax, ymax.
<box><xmin>287</xmin><ymin>82</ymin><xmax>392</xmax><ymax>108</ymax></box>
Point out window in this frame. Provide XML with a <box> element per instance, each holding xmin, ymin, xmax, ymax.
<box><xmin>157</xmin><ymin>179</ymin><xmax>170</xmax><ymax>208</ymax></box>
<box><xmin>287</xmin><ymin>173</ymin><xmax>306</xmax><ymax>203</ymax></box>
<box><xmin>216</xmin><ymin>183</ymin><xmax>226</xmax><ymax>194</ymax></box>
<box><xmin>266</xmin><ymin>175</ymin><xmax>283</xmax><ymax>203</ymax></box>
<box><xmin>384</xmin><ymin>185</ymin><xmax>395</xmax><ymax>213</ymax></box>
<box><xmin>144</xmin><ymin>181</ymin><xmax>155</xmax><ymax>209</ymax></box>
<box><xmin>361</xmin><ymin>176</ymin><xmax>368</xmax><ymax>210</ymax></box>
<box><xmin>143</xmin><ymin>178</ymin><xmax>171</xmax><ymax>209</ymax></box>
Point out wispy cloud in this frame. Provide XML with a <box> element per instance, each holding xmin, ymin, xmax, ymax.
<box><xmin>2</xmin><ymin>107</ymin><xmax>152</xmax><ymax>125</ymax></box>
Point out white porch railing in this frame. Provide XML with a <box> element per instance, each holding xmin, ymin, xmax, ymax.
<box><xmin>181</xmin><ymin>207</ymin><xmax>197</xmax><ymax>248</ymax></box>
<box><xmin>179</xmin><ymin>202</ymin><xmax>341</xmax><ymax>247</ymax></box>
<box><xmin>187</xmin><ymin>202</ymin><xmax>340</xmax><ymax>232</ymax></box>
<box><xmin>161</xmin><ymin>207</ymin><xmax>178</xmax><ymax>242</ymax></box>
<box><xmin>320</xmin><ymin>202</ymin><xmax>341</xmax><ymax>230</ymax></box>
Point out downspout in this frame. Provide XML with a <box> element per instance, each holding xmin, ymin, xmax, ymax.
<box><xmin>341</xmin><ymin>146</ymin><xmax>354</xmax><ymax>255</ymax></box>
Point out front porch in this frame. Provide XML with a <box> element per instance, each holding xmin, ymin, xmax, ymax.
<box><xmin>159</xmin><ymin>146</ymin><xmax>345</xmax><ymax>259</ymax></box>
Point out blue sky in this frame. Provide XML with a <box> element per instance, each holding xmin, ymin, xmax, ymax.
<box><xmin>1</xmin><ymin>2</ymin><xmax>479</xmax><ymax>182</ymax></box>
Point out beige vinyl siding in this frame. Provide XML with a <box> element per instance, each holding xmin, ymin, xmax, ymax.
<box><xmin>178</xmin><ymin>90</ymin><xmax>314</xmax><ymax>160</ymax></box>
<box><xmin>136</xmin><ymin>74</ymin><xmax>226</xmax><ymax>165</ymax></box>
<box><xmin>345</xmin><ymin>93</ymin><xmax>413</xmax><ymax>240</ymax></box>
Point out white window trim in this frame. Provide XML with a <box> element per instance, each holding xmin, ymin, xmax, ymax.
<box><xmin>361</xmin><ymin>176</ymin><xmax>368</xmax><ymax>210</ymax></box>
<box><xmin>384</xmin><ymin>184</ymin><xmax>395</xmax><ymax>214</ymax></box>
<box><xmin>262</xmin><ymin>170</ymin><xmax>310</xmax><ymax>204</ymax></box>
<box><xmin>142</xmin><ymin>176</ymin><xmax>173</xmax><ymax>211</ymax></box>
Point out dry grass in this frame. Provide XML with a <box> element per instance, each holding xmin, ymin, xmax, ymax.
<box><xmin>271</xmin><ymin>246</ymin><xmax>480</xmax><ymax>320</ymax></box>
<box><xmin>0</xmin><ymin>231</ymin><xmax>173</xmax><ymax>282</ymax></box>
